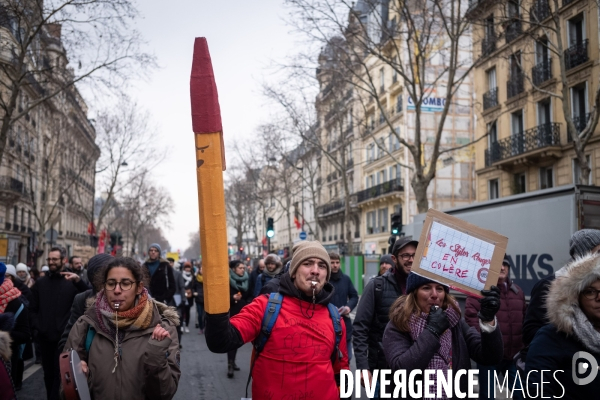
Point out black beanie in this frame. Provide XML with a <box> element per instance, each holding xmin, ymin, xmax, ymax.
<box><xmin>87</xmin><ymin>254</ymin><xmax>114</xmax><ymax>292</ymax></box>
<box><xmin>405</xmin><ymin>272</ymin><xmax>449</xmax><ymax>294</ymax></box>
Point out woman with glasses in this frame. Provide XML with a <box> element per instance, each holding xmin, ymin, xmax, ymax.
<box><xmin>63</xmin><ymin>257</ymin><xmax>181</xmax><ymax>399</ymax></box>
<box><xmin>526</xmin><ymin>254</ymin><xmax>600</xmax><ymax>398</ymax></box>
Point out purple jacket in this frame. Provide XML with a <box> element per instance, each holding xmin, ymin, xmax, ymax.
<box><xmin>465</xmin><ymin>279</ymin><xmax>526</xmax><ymax>360</ymax></box>
<box><xmin>383</xmin><ymin>319</ymin><xmax>503</xmax><ymax>399</ymax></box>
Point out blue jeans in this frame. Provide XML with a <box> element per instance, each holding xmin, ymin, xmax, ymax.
<box><xmin>196</xmin><ymin>302</ymin><xmax>205</xmax><ymax>330</ymax></box>
<box><xmin>478</xmin><ymin>360</ymin><xmax>524</xmax><ymax>400</ymax></box>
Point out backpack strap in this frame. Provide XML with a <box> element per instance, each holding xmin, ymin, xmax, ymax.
<box><xmin>327</xmin><ymin>303</ymin><xmax>344</xmax><ymax>364</ymax></box>
<box><xmin>14</xmin><ymin>303</ymin><xmax>24</xmax><ymax>320</ymax></box>
<box><xmin>246</xmin><ymin>292</ymin><xmax>283</xmax><ymax>397</ymax></box>
<box><xmin>373</xmin><ymin>276</ymin><xmax>384</xmax><ymax>306</ymax></box>
<box><xmin>254</xmin><ymin>292</ymin><xmax>283</xmax><ymax>355</ymax></box>
<box><xmin>85</xmin><ymin>326</ymin><xmax>96</xmax><ymax>354</ymax></box>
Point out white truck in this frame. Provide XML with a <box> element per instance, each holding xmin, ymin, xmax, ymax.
<box><xmin>404</xmin><ymin>184</ymin><xmax>600</xmax><ymax>296</ymax></box>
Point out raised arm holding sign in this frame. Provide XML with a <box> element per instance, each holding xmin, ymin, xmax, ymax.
<box><xmin>413</xmin><ymin>209</ymin><xmax>508</xmax><ymax>298</ymax></box>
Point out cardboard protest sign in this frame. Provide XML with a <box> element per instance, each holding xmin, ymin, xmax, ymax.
<box><xmin>412</xmin><ymin>209</ymin><xmax>508</xmax><ymax>298</ymax></box>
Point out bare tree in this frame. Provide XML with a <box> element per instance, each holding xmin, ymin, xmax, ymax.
<box><xmin>120</xmin><ymin>173</ymin><xmax>174</xmax><ymax>257</ymax></box>
<box><xmin>22</xmin><ymin>108</ymin><xmax>97</xmax><ymax>256</ymax></box>
<box><xmin>0</xmin><ymin>0</ymin><xmax>155</xmax><ymax>166</ymax></box>
<box><xmin>183</xmin><ymin>231</ymin><xmax>201</xmax><ymax>260</ymax></box>
<box><xmin>284</xmin><ymin>0</ymin><xmax>483</xmax><ymax>213</ymax></box>
<box><xmin>81</xmin><ymin>95</ymin><xmax>162</xmax><ymax>236</ymax></box>
<box><xmin>224</xmin><ymin>167</ymin><xmax>256</xmax><ymax>252</ymax></box>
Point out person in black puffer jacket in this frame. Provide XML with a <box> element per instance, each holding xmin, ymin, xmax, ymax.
<box><xmin>30</xmin><ymin>246</ymin><xmax>89</xmax><ymax>400</ymax></box>
<box><xmin>58</xmin><ymin>254</ymin><xmax>114</xmax><ymax>351</ymax></box>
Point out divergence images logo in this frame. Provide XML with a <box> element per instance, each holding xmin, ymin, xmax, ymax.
<box><xmin>572</xmin><ymin>351</ymin><xmax>599</xmax><ymax>385</ymax></box>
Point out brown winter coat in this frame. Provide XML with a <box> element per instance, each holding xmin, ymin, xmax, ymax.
<box><xmin>63</xmin><ymin>298</ymin><xmax>181</xmax><ymax>400</ymax></box>
<box><xmin>465</xmin><ymin>279</ymin><xmax>526</xmax><ymax>361</ymax></box>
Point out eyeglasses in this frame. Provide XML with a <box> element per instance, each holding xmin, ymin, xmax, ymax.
<box><xmin>46</xmin><ymin>257</ymin><xmax>61</xmax><ymax>262</ymax></box>
<box><xmin>582</xmin><ymin>288</ymin><xmax>600</xmax><ymax>300</ymax></box>
<box><xmin>398</xmin><ymin>253</ymin><xmax>416</xmax><ymax>261</ymax></box>
<box><xmin>104</xmin><ymin>279</ymin><xmax>136</xmax><ymax>291</ymax></box>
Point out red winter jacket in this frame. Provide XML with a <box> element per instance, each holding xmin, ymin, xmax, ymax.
<box><xmin>465</xmin><ymin>279</ymin><xmax>526</xmax><ymax>361</ymax></box>
<box><xmin>231</xmin><ymin>294</ymin><xmax>349</xmax><ymax>399</ymax></box>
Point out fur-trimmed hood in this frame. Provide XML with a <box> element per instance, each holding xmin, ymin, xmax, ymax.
<box><xmin>85</xmin><ymin>296</ymin><xmax>180</xmax><ymax>326</ymax></box>
<box><xmin>0</xmin><ymin>332</ymin><xmax>11</xmax><ymax>360</ymax></box>
<box><xmin>547</xmin><ymin>253</ymin><xmax>600</xmax><ymax>335</ymax></box>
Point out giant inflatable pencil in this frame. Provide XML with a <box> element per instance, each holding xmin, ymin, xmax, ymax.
<box><xmin>190</xmin><ymin>38</ymin><xmax>229</xmax><ymax>313</ymax></box>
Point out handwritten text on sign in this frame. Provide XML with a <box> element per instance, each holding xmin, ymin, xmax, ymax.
<box><xmin>423</xmin><ymin>222</ymin><xmax>495</xmax><ymax>291</ymax></box>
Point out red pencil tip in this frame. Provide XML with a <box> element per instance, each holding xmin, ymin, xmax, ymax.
<box><xmin>190</xmin><ymin>37</ymin><xmax>223</xmax><ymax>134</ymax></box>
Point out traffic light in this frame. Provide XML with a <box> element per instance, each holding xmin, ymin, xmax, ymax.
<box><xmin>391</xmin><ymin>212</ymin><xmax>402</xmax><ymax>235</ymax></box>
<box><xmin>266</xmin><ymin>217</ymin><xmax>275</xmax><ymax>238</ymax></box>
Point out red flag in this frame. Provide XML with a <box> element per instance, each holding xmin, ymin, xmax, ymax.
<box><xmin>262</xmin><ymin>236</ymin><xmax>267</xmax><ymax>246</ymax></box>
<box><xmin>294</xmin><ymin>216</ymin><xmax>302</xmax><ymax>230</ymax></box>
<box><xmin>87</xmin><ymin>221</ymin><xmax>96</xmax><ymax>235</ymax></box>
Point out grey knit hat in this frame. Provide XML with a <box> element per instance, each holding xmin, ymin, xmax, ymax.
<box><xmin>148</xmin><ymin>243</ymin><xmax>162</xmax><ymax>254</ymax></box>
<box><xmin>289</xmin><ymin>241</ymin><xmax>331</xmax><ymax>280</ymax></box>
<box><xmin>569</xmin><ymin>229</ymin><xmax>600</xmax><ymax>259</ymax></box>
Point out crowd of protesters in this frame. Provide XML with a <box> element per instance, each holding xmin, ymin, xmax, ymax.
<box><xmin>2</xmin><ymin>228</ymin><xmax>600</xmax><ymax>399</ymax></box>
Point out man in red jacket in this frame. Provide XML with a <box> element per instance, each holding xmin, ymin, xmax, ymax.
<box><xmin>206</xmin><ymin>240</ymin><xmax>349</xmax><ymax>399</ymax></box>
<box><xmin>465</xmin><ymin>256</ymin><xmax>526</xmax><ymax>400</ymax></box>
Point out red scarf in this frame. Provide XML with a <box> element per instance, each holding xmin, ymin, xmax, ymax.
<box><xmin>0</xmin><ymin>279</ymin><xmax>21</xmax><ymax>313</ymax></box>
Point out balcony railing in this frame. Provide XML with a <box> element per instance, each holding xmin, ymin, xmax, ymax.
<box><xmin>318</xmin><ymin>200</ymin><xmax>345</xmax><ymax>216</ymax></box>
<box><xmin>505</xmin><ymin>20</ymin><xmax>522</xmax><ymax>44</ymax></box>
<box><xmin>564</xmin><ymin>39</ymin><xmax>588</xmax><ymax>70</ymax></box>
<box><xmin>0</xmin><ymin>176</ymin><xmax>24</xmax><ymax>196</ymax></box>
<box><xmin>485</xmin><ymin>122</ymin><xmax>561</xmax><ymax>166</ymax></box>
<box><xmin>530</xmin><ymin>0</ymin><xmax>550</xmax><ymax>22</ymax></box>
<box><xmin>481</xmin><ymin>36</ymin><xmax>496</xmax><ymax>57</ymax></box>
<box><xmin>483</xmin><ymin>87</ymin><xmax>498</xmax><ymax>110</ymax></box>
<box><xmin>567</xmin><ymin>113</ymin><xmax>591</xmax><ymax>142</ymax></box>
<box><xmin>532</xmin><ymin>59</ymin><xmax>552</xmax><ymax>86</ymax></box>
<box><xmin>507</xmin><ymin>72</ymin><xmax>524</xmax><ymax>99</ymax></box>
<box><xmin>356</xmin><ymin>178</ymin><xmax>404</xmax><ymax>203</ymax></box>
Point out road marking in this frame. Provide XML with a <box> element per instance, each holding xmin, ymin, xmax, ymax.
<box><xmin>23</xmin><ymin>363</ymin><xmax>42</xmax><ymax>381</ymax></box>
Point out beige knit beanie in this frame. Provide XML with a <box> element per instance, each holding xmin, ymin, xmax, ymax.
<box><xmin>289</xmin><ymin>241</ymin><xmax>331</xmax><ymax>280</ymax></box>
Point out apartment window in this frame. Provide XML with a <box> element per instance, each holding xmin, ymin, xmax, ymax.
<box><xmin>487</xmin><ymin>121</ymin><xmax>497</xmax><ymax>147</ymax></box>
<box><xmin>13</xmin><ymin>206</ymin><xmax>17</xmax><ymax>226</ymax></box>
<box><xmin>378</xmin><ymin>207</ymin><xmax>388</xmax><ymax>233</ymax></box>
<box><xmin>489</xmin><ymin>179</ymin><xmax>499</xmax><ymax>200</ymax></box>
<box><xmin>379</xmin><ymin>68</ymin><xmax>385</xmax><ymax>93</ymax></box>
<box><xmin>389</xmin><ymin>129</ymin><xmax>400</xmax><ymax>152</ymax></box>
<box><xmin>535</xmin><ymin>38</ymin><xmax>549</xmax><ymax>64</ymax></box>
<box><xmin>484</xmin><ymin>14</ymin><xmax>494</xmax><ymax>41</ymax></box>
<box><xmin>380</xmin><ymin>170</ymin><xmax>387</xmax><ymax>183</ymax></box>
<box><xmin>514</xmin><ymin>173</ymin><xmax>526</xmax><ymax>194</ymax></box>
<box><xmin>571</xmin><ymin>82</ymin><xmax>588</xmax><ymax>133</ymax></box>
<box><xmin>487</xmin><ymin>67</ymin><xmax>496</xmax><ymax>90</ymax></box>
<box><xmin>396</xmin><ymin>95</ymin><xmax>402</xmax><ymax>113</ymax></box>
<box><xmin>508</xmin><ymin>52</ymin><xmax>524</xmax><ymax>98</ymax></box>
<box><xmin>389</xmin><ymin>164</ymin><xmax>401</xmax><ymax>180</ymax></box>
<box><xmin>537</xmin><ymin>98</ymin><xmax>551</xmax><ymax>125</ymax></box>
<box><xmin>366</xmin><ymin>143</ymin><xmax>375</xmax><ymax>162</ymax></box>
<box><xmin>568</xmin><ymin>14</ymin><xmax>585</xmax><ymax>46</ymax></box>
<box><xmin>20</xmin><ymin>208</ymin><xmax>24</xmax><ymax>229</ymax></box>
<box><xmin>27</xmin><ymin>210</ymin><xmax>31</xmax><ymax>229</ymax></box>
<box><xmin>377</xmin><ymin>138</ymin><xmax>385</xmax><ymax>159</ymax></box>
<box><xmin>347</xmin><ymin>108</ymin><xmax>353</xmax><ymax>129</ymax></box>
<box><xmin>573</xmin><ymin>155</ymin><xmax>592</xmax><ymax>185</ymax></box>
<box><xmin>511</xmin><ymin>110</ymin><xmax>524</xmax><ymax>136</ymax></box>
<box><xmin>366</xmin><ymin>211</ymin><xmax>376</xmax><ymax>234</ymax></box>
<box><xmin>540</xmin><ymin>166</ymin><xmax>554</xmax><ymax>189</ymax></box>
<box><xmin>392</xmin><ymin>57</ymin><xmax>398</xmax><ymax>82</ymax></box>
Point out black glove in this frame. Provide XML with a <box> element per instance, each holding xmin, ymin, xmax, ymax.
<box><xmin>478</xmin><ymin>285</ymin><xmax>501</xmax><ymax>322</ymax></box>
<box><xmin>425</xmin><ymin>306</ymin><xmax>450</xmax><ymax>338</ymax></box>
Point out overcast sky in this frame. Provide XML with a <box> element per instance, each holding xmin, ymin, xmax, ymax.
<box><xmin>132</xmin><ymin>1</ymin><xmax>300</xmax><ymax>251</ymax></box>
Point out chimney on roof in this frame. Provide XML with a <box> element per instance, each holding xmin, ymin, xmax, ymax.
<box><xmin>47</xmin><ymin>23</ymin><xmax>62</xmax><ymax>39</ymax></box>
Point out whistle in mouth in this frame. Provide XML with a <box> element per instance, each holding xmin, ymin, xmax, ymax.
<box><xmin>311</xmin><ymin>281</ymin><xmax>318</xmax><ymax>288</ymax></box>
<box><xmin>114</xmin><ymin>303</ymin><xmax>120</xmax><ymax>310</ymax></box>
